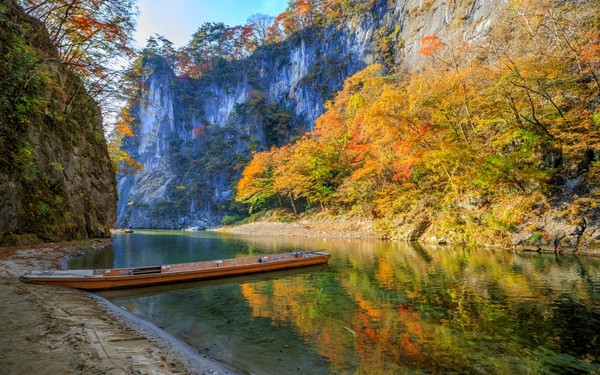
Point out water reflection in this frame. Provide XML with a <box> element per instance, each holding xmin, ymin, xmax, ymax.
<box><xmin>73</xmin><ymin>231</ymin><xmax>600</xmax><ymax>374</ymax></box>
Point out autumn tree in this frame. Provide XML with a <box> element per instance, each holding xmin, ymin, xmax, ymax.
<box><xmin>20</xmin><ymin>0</ymin><xmax>137</xmax><ymax>115</ymax></box>
<box><xmin>246</xmin><ymin>13</ymin><xmax>274</xmax><ymax>49</ymax></box>
<box><xmin>179</xmin><ymin>22</ymin><xmax>253</xmax><ymax>78</ymax></box>
<box><xmin>266</xmin><ymin>0</ymin><xmax>333</xmax><ymax>41</ymax></box>
<box><xmin>275</xmin><ymin>0</ymin><xmax>377</xmax><ymax>33</ymax></box>
<box><xmin>279</xmin><ymin>135</ymin><xmax>351</xmax><ymax>212</ymax></box>
<box><xmin>107</xmin><ymin>107</ymin><xmax>143</xmax><ymax>173</ymax></box>
<box><xmin>272</xmin><ymin>145</ymin><xmax>304</xmax><ymax>214</ymax></box>
<box><xmin>144</xmin><ymin>34</ymin><xmax>176</xmax><ymax>61</ymax></box>
<box><xmin>236</xmin><ymin>150</ymin><xmax>277</xmax><ymax>213</ymax></box>
<box><xmin>320</xmin><ymin>0</ymin><xmax>377</xmax><ymax>23</ymax></box>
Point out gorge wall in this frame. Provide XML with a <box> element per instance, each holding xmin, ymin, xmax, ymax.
<box><xmin>0</xmin><ymin>1</ymin><xmax>117</xmax><ymax>245</ymax></box>
<box><xmin>117</xmin><ymin>0</ymin><xmax>507</xmax><ymax>229</ymax></box>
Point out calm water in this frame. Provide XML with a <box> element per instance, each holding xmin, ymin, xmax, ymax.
<box><xmin>70</xmin><ymin>231</ymin><xmax>600</xmax><ymax>374</ymax></box>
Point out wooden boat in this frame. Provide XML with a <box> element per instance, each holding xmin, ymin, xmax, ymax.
<box><xmin>20</xmin><ymin>251</ymin><xmax>331</xmax><ymax>290</ymax></box>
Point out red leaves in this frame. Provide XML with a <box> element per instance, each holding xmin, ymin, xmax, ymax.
<box><xmin>22</xmin><ymin>0</ymin><xmax>137</xmax><ymax>107</ymax></box>
<box><xmin>192</xmin><ymin>125</ymin><xmax>207</xmax><ymax>138</ymax></box>
<box><xmin>418</xmin><ymin>35</ymin><xmax>445</xmax><ymax>56</ymax></box>
<box><xmin>241</xmin><ymin>25</ymin><xmax>254</xmax><ymax>39</ymax></box>
<box><xmin>580</xmin><ymin>31</ymin><xmax>600</xmax><ymax>71</ymax></box>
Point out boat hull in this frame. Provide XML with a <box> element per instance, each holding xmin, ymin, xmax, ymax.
<box><xmin>20</xmin><ymin>252</ymin><xmax>331</xmax><ymax>290</ymax></box>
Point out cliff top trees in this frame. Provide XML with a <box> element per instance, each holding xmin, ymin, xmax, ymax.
<box><xmin>188</xmin><ymin>23</ymin><xmax>253</xmax><ymax>63</ymax></box>
<box><xmin>137</xmin><ymin>0</ymin><xmax>379</xmax><ymax>80</ymax></box>
<box><xmin>266</xmin><ymin>0</ymin><xmax>377</xmax><ymax>42</ymax></box>
<box><xmin>247</xmin><ymin>13</ymin><xmax>275</xmax><ymax>48</ymax></box>
<box><xmin>171</xmin><ymin>22</ymin><xmax>256</xmax><ymax>79</ymax></box>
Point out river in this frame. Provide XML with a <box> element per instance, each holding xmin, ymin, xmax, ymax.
<box><xmin>69</xmin><ymin>230</ymin><xmax>600</xmax><ymax>374</ymax></box>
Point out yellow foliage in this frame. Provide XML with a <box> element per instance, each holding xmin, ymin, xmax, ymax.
<box><xmin>236</xmin><ymin>150</ymin><xmax>276</xmax><ymax>203</ymax></box>
<box><xmin>236</xmin><ymin>0</ymin><xmax>600</xmax><ymax>241</ymax></box>
<box><xmin>108</xmin><ymin>106</ymin><xmax>142</xmax><ymax>173</ymax></box>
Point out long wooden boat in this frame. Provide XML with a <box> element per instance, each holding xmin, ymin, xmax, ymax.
<box><xmin>20</xmin><ymin>251</ymin><xmax>331</xmax><ymax>290</ymax></box>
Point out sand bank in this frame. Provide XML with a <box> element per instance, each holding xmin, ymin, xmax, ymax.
<box><xmin>217</xmin><ymin>218</ymin><xmax>381</xmax><ymax>240</ymax></box>
<box><xmin>0</xmin><ymin>240</ymin><xmax>240</xmax><ymax>375</ymax></box>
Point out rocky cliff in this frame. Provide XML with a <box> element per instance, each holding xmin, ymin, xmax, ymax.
<box><xmin>117</xmin><ymin>0</ymin><xmax>507</xmax><ymax>229</ymax></box>
<box><xmin>0</xmin><ymin>1</ymin><xmax>117</xmax><ymax>245</ymax></box>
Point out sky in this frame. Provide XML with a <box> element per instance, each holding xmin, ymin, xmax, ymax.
<box><xmin>134</xmin><ymin>0</ymin><xmax>289</xmax><ymax>48</ymax></box>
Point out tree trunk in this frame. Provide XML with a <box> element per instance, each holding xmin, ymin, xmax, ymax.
<box><xmin>288</xmin><ymin>194</ymin><xmax>297</xmax><ymax>215</ymax></box>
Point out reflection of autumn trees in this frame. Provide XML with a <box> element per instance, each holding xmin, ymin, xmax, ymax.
<box><xmin>241</xmin><ymin>276</ymin><xmax>355</xmax><ymax>373</ymax></box>
<box><xmin>240</xmin><ymin>245</ymin><xmax>600</xmax><ymax>373</ymax></box>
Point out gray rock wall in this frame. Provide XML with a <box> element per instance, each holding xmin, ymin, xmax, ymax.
<box><xmin>116</xmin><ymin>0</ymin><xmax>506</xmax><ymax>229</ymax></box>
<box><xmin>0</xmin><ymin>1</ymin><xmax>117</xmax><ymax>244</ymax></box>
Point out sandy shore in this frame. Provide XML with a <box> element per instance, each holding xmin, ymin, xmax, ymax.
<box><xmin>217</xmin><ymin>217</ymin><xmax>382</xmax><ymax>240</ymax></box>
<box><xmin>0</xmin><ymin>240</ymin><xmax>240</xmax><ymax>375</ymax></box>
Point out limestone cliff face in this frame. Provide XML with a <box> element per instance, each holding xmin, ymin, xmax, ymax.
<box><xmin>117</xmin><ymin>0</ymin><xmax>506</xmax><ymax>229</ymax></box>
<box><xmin>0</xmin><ymin>1</ymin><xmax>117</xmax><ymax>244</ymax></box>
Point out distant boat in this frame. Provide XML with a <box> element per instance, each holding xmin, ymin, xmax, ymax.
<box><xmin>183</xmin><ymin>226</ymin><xmax>201</xmax><ymax>231</ymax></box>
<box><xmin>20</xmin><ymin>251</ymin><xmax>331</xmax><ymax>290</ymax></box>
<box><xmin>123</xmin><ymin>229</ymin><xmax>134</xmax><ymax>233</ymax></box>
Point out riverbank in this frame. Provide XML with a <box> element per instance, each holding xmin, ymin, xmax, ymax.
<box><xmin>0</xmin><ymin>240</ymin><xmax>239</xmax><ymax>375</ymax></box>
<box><xmin>218</xmin><ymin>212</ymin><xmax>600</xmax><ymax>256</ymax></box>
<box><xmin>218</xmin><ymin>217</ymin><xmax>382</xmax><ymax>240</ymax></box>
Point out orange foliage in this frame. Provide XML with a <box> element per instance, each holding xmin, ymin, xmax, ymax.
<box><xmin>397</xmin><ymin>305</ymin><xmax>424</xmax><ymax>357</ymax></box>
<box><xmin>263</xmin><ymin>0</ymin><xmax>377</xmax><ymax>41</ymax></box>
<box><xmin>22</xmin><ymin>0</ymin><xmax>136</xmax><ymax>101</ymax></box>
<box><xmin>355</xmin><ymin>295</ymin><xmax>382</xmax><ymax>321</ymax></box>
<box><xmin>240</xmin><ymin>283</ymin><xmax>272</xmax><ymax>318</ymax></box>
<box><xmin>108</xmin><ymin>107</ymin><xmax>142</xmax><ymax>173</ymax></box>
<box><xmin>115</xmin><ymin>120</ymin><xmax>133</xmax><ymax>137</ymax></box>
<box><xmin>237</xmin><ymin>0</ymin><xmax>600</xmax><ymax>237</ymax></box>
<box><xmin>192</xmin><ymin>125</ymin><xmax>207</xmax><ymax>138</ymax></box>
<box><xmin>418</xmin><ymin>35</ymin><xmax>445</xmax><ymax>56</ymax></box>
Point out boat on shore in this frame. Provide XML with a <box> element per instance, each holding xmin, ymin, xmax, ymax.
<box><xmin>112</xmin><ymin>228</ymin><xmax>134</xmax><ymax>233</ymax></box>
<box><xmin>20</xmin><ymin>251</ymin><xmax>331</xmax><ymax>290</ymax></box>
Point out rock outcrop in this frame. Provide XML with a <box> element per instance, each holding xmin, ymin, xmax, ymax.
<box><xmin>117</xmin><ymin>0</ymin><xmax>507</xmax><ymax>229</ymax></box>
<box><xmin>0</xmin><ymin>0</ymin><xmax>117</xmax><ymax>244</ymax></box>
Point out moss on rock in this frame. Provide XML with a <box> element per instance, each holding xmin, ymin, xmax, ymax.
<box><xmin>0</xmin><ymin>0</ymin><xmax>117</xmax><ymax>245</ymax></box>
